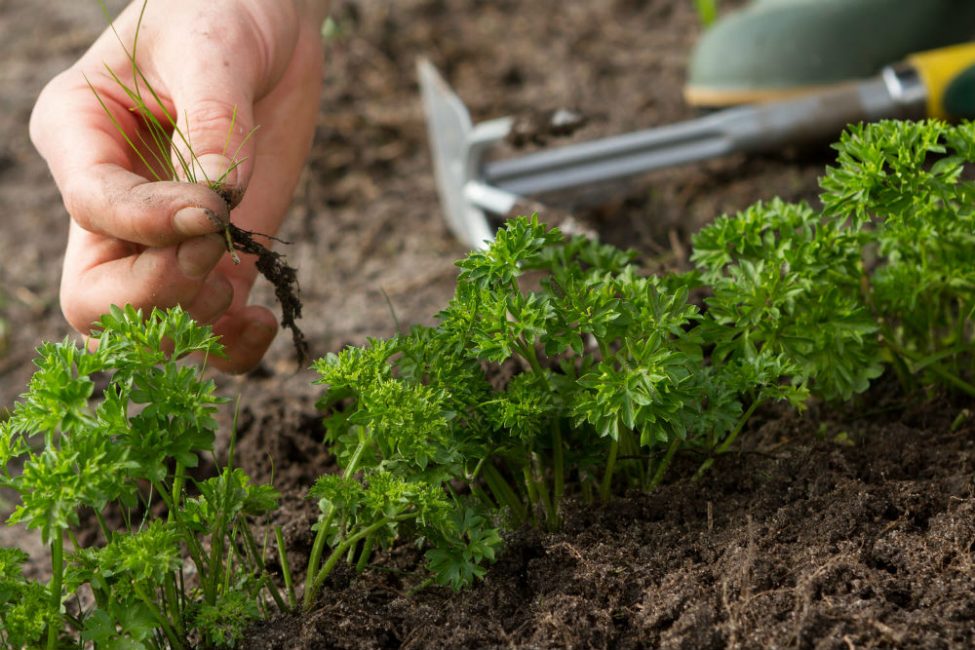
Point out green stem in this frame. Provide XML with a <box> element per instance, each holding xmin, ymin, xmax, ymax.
<box><xmin>517</xmin><ymin>340</ymin><xmax>545</xmax><ymax>377</ymax></box>
<box><xmin>581</xmin><ymin>477</ymin><xmax>594</xmax><ymax>504</ymax></box>
<box><xmin>46</xmin><ymin>532</ymin><xmax>64</xmax><ymax>650</ymax></box>
<box><xmin>152</xmin><ymin>479</ymin><xmax>207</xmax><ymax>570</ymax></box>
<box><xmin>551</xmin><ymin>423</ymin><xmax>564</xmax><ymax>524</ymax></box>
<box><xmin>95</xmin><ymin>510</ymin><xmax>113</xmax><ymax>542</ymax></box>
<box><xmin>694</xmin><ymin>398</ymin><xmax>764</xmax><ymax>482</ymax></box>
<box><xmin>205</xmin><ymin>475</ymin><xmax>231</xmax><ymax>607</ymax></box>
<box><xmin>481</xmin><ymin>462</ymin><xmax>528</xmax><ymax>524</ymax></box>
<box><xmin>926</xmin><ymin>362</ymin><xmax>975</xmax><ymax>397</ymax></box>
<box><xmin>240</xmin><ymin>523</ymin><xmax>288</xmax><ymax>612</ymax></box>
<box><xmin>530</xmin><ymin>453</ymin><xmax>555</xmax><ymax>529</ymax></box>
<box><xmin>355</xmin><ymin>536</ymin><xmax>374</xmax><ymax>573</ymax></box>
<box><xmin>302</xmin><ymin>507</ymin><xmax>337</xmax><ymax>611</ymax></box>
<box><xmin>521</xmin><ymin>465</ymin><xmax>540</xmax><ymax>526</ymax></box>
<box><xmin>468</xmin><ymin>457</ymin><xmax>498</xmax><ymax>510</ymax></box>
<box><xmin>311</xmin><ymin>515</ymin><xmax>416</xmax><ymax>597</ymax></box>
<box><xmin>407</xmin><ymin>576</ymin><xmax>435</xmax><ymax>596</ymax></box>
<box><xmin>275</xmin><ymin>527</ymin><xmax>297</xmax><ymax>611</ymax></box>
<box><xmin>164</xmin><ymin>574</ymin><xmax>185</xmax><ymax>637</ymax></box>
<box><xmin>133</xmin><ymin>583</ymin><xmax>185</xmax><ymax>650</ymax></box>
<box><xmin>599</xmin><ymin>438</ymin><xmax>619</xmax><ymax>502</ymax></box>
<box><xmin>716</xmin><ymin>398</ymin><xmax>764</xmax><ymax>455</ymax></box>
<box><xmin>884</xmin><ymin>334</ymin><xmax>975</xmax><ymax>397</ymax></box>
<box><xmin>693</xmin><ymin>0</ymin><xmax>718</xmax><ymax>26</ymax></box>
<box><xmin>303</xmin><ymin>435</ymin><xmax>369</xmax><ymax>611</ymax></box>
<box><xmin>647</xmin><ymin>436</ymin><xmax>682</xmax><ymax>491</ymax></box>
<box><xmin>170</xmin><ymin>463</ymin><xmax>186</xmax><ymax>521</ymax></box>
<box><xmin>619</xmin><ymin>428</ymin><xmax>645</xmax><ymax>488</ymax></box>
<box><xmin>240</xmin><ymin>522</ymin><xmax>266</xmax><ymax>573</ymax></box>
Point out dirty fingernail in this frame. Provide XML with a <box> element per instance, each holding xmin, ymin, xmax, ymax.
<box><xmin>177</xmin><ymin>234</ymin><xmax>227</xmax><ymax>279</ymax></box>
<box><xmin>174</xmin><ymin>206</ymin><xmax>226</xmax><ymax>236</ymax></box>
<box><xmin>197</xmin><ymin>153</ymin><xmax>237</xmax><ymax>188</ymax></box>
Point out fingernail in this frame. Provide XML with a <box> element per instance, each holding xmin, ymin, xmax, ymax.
<box><xmin>197</xmin><ymin>153</ymin><xmax>237</xmax><ymax>188</ymax></box>
<box><xmin>177</xmin><ymin>234</ymin><xmax>226</xmax><ymax>279</ymax></box>
<box><xmin>174</xmin><ymin>206</ymin><xmax>226</xmax><ymax>236</ymax></box>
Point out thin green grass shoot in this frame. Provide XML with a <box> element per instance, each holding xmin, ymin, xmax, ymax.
<box><xmin>90</xmin><ymin>0</ymin><xmax>258</xmax><ymax>262</ymax></box>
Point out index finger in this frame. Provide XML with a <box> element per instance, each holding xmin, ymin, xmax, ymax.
<box><xmin>30</xmin><ymin>67</ymin><xmax>230</xmax><ymax>246</ymax></box>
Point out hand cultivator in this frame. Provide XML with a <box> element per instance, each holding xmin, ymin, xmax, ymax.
<box><xmin>419</xmin><ymin>43</ymin><xmax>975</xmax><ymax>249</ymax></box>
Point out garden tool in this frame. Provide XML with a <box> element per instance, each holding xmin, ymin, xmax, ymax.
<box><xmin>419</xmin><ymin>43</ymin><xmax>975</xmax><ymax>249</ymax></box>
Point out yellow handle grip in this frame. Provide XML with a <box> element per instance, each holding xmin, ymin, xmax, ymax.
<box><xmin>907</xmin><ymin>42</ymin><xmax>975</xmax><ymax>119</ymax></box>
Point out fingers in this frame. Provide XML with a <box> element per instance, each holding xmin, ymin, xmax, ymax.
<box><xmin>60</xmin><ymin>223</ymin><xmax>233</xmax><ymax>333</ymax></box>
<box><xmin>31</xmin><ymin>73</ymin><xmax>232</xmax><ymax>247</ymax></box>
<box><xmin>61</xmin><ymin>221</ymin><xmax>276</xmax><ymax>374</ymax></box>
<box><xmin>33</xmin><ymin>0</ymin><xmax>317</xmax><ymax>374</ymax></box>
<box><xmin>208</xmin><ymin>305</ymin><xmax>279</xmax><ymax>374</ymax></box>
<box><xmin>155</xmin><ymin>8</ymin><xmax>264</xmax><ymax>199</ymax></box>
<box><xmin>67</xmin><ymin>165</ymin><xmax>231</xmax><ymax>246</ymax></box>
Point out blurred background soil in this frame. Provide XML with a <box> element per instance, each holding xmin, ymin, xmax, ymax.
<box><xmin>2</xmin><ymin>1</ymin><xmax>972</xmax><ymax>648</ymax></box>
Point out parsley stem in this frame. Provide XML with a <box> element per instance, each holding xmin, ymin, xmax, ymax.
<box><xmin>241</xmin><ymin>523</ymin><xmax>288</xmax><ymax>612</ymax></box>
<box><xmin>693</xmin><ymin>398</ymin><xmax>765</xmax><ymax>482</ymax></box>
<box><xmin>481</xmin><ymin>462</ymin><xmax>528</xmax><ymax>524</ymax></box>
<box><xmin>883</xmin><ymin>334</ymin><xmax>975</xmax><ymax>397</ymax></box>
<box><xmin>164</xmin><ymin>574</ymin><xmax>185</xmax><ymax>637</ymax></box>
<box><xmin>599</xmin><ymin>438</ymin><xmax>619</xmax><ymax>502</ymax></box>
<box><xmin>521</xmin><ymin>465</ymin><xmax>540</xmax><ymax>527</ymax></box>
<box><xmin>303</xmin><ymin>506</ymin><xmax>337</xmax><ymax>610</ymax></box>
<box><xmin>275</xmin><ymin>526</ymin><xmax>297</xmax><ymax>610</ymax></box>
<box><xmin>715</xmin><ymin>398</ymin><xmax>763</xmax><ymax>455</ymax></box>
<box><xmin>46</xmin><ymin>532</ymin><xmax>64</xmax><ymax>650</ymax></box>
<box><xmin>647</xmin><ymin>436</ymin><xmax>682</xmax><ymax>490</ymax></box>
<box><xmin>517</xmin><ymin>339</ymin><xmax>546</xmax><ymax>378</ymax></box>
<box><xmin>530</xmin><ymin>452</ymin><xmax>555</xmax><ymax>529</ymax></box>
<box><xmin>134</xmin><ymin>583</ymin><xmax>185</xmax><ymax>650</ymax></box>
<box><xmin>924</xmin><ymin>362</ymin><xmax>975</xmax><ymax>397</ymax></box>
<box><xmin>311</xmin><ymin>514</ymin><xmax>417</xmax><ymax>596</ymax></box>
<box><xmin>304</xmin><ymin>435</ymin><xmax>369</xmax><ymax>610</ymax></box>
<box><xmin>95</xmin><ymin>510</ymin><xmax>112</xmax><ymax>543</ymax></box>
<box><xmin>355</xmin><ymin>536</ymin><xmax>374</xmax><ymax>572</ymax></box>
<box><xmin>551</xmin><ymin>423</ymin><xmax>564</xmax><ymax>524</ymax></box>
<box><xmin>170</xmin><ymin>463</ymin><xmax>186</xmax><ymax>518</ymax></box>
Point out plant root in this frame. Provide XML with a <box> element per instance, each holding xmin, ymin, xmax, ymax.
<box><xmin>226</xmin><ymin>223</ymin><xmax>308</xmax><ymax>365</ymax></box>
<box><xmin>211</xmin><ymin>183</ymin><xmax>307</xmax><ymax>364</ymax></box>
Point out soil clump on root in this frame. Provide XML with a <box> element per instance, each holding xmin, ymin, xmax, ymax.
<box><xmin>227</xmin><ymin>224</ymin><xmax>308</xmax><ymax>364</ymax></box>
<box><xmin>213</xmin><ymin>184</ymin><xmax>309</xmax><ymax>364</ymax></box>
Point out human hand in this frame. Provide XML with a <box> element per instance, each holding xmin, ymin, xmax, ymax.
<box><xmin>30</xmin><ymin>0</ymin><xmax>327</xmax><ymax>372</ymax></box>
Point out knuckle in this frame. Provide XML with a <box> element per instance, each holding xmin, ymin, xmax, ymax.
<box><xmin>29</xmin><ymin>71</ymin><xmax>73</xmax><ymax>148</ymax></box>
<box><xmin>60</xmin><ymin>175</ymin><xmax>96</xmax><ymax>231</ymax></box>
<box><xmin>180</xmin><ymin>99</ymin><xmax>250</xmax><ymax>152</ymax></box>
<box><xmin>59</xmin><ymin>283</ymin><xmax>95</xmax><ymax>335</ymax></box>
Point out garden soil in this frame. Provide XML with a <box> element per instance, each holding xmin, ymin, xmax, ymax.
<box><xmin>1</xmin><ymin>1</ymin><xmax>973</xmax><ymax>648</ymax></box>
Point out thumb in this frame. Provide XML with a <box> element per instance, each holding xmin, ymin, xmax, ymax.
<box><xmin>169</xmin><ymin>84</ymin><xmax>257</xmax><ymax>208</ymax></box>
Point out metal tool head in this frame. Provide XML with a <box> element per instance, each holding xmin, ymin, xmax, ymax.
<box><xmin>417</xmin><ymin>58</ymin><xmax>513</xmax><ymax>249</ymax></box>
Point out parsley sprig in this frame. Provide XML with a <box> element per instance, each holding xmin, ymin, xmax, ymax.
<box><xmin>308</xmin><ymin>120</ymin><xmax>975</xmax><ymax>601</ymax></box>
<box><xmin>0</xmin><ymin>306</ymin><xmax>285</xmax><ymax>649</ymax></box>
<box><xmin>7</xmin><ymin>119</ymin><xmax>975</xmax><ymax>640</ymax></box>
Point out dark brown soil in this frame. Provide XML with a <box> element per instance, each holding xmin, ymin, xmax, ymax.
<box><xmin>240</xmin><ymin>391</ymin><xmax>975</xmax><ymax>649</ymax></box>
<box><xmin>3</xmin><ymin>0</ymin><xmax>974</xmax><ymax>648</ymax></box>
